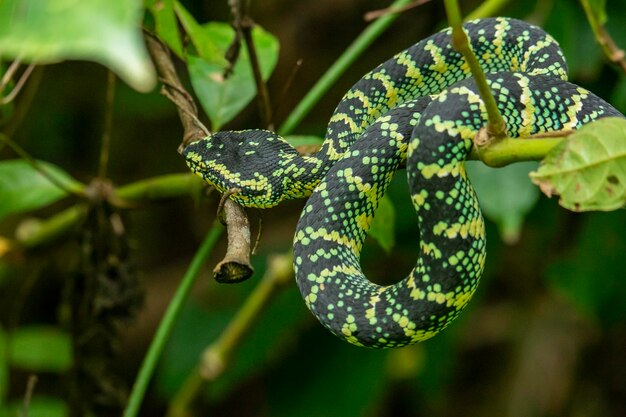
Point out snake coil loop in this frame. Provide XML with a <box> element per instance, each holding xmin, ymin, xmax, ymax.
<box><xmin>184</xmin><ymin>18</ymin><xmax>623</xmax><ymax>348</ymax></box>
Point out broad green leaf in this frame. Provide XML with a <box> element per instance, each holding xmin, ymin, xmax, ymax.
<box><xmin>0</xmin><ymin>0</ymin><xmax>155</xmax><ymax>92</ymax></box>
<box><xmin>467</xmin><ymin>161</ymin><xmax>540</xmax><ymax>243</ymax></box>
<box><xmin>173</xmin><ymin>2</ymin><xmax>223</xmax><ymax>63</ymax></box>
<box><xmin>368</xmin><ymin>194</ymin><xmax>395</xmax><ymax>253</ymax></box>
<box><xmin>8</xmin><ymin>326</ymin><xmax>72</xmax><ymax>372</ymax></box>
<box><xmin>187</xmin><ymin>22</ymin><xmax>279</xmax><ymax>130</ymax></box>
<box><xmin>284</xmin><ymin>135</ymin><xmax>324</xmax><ymax>148</ymax></box>
<box><xmin>0</xmin><ymin>160</ymin><xmax>83</xmax><ymax>220</ymax></box>
<box><xmin>2</xmin><ymin>396</ymin><xmax>67</xmax><ymax>417</ymax></box>
<box><xmin>146</xmin><ymin>0</ymin><xmax>183</xmax><ymax>57</ymax></box>
<box><xmin>529</xmin><ymin>117</ymin><xmax>626</xmax><ymax>212</ymax></box>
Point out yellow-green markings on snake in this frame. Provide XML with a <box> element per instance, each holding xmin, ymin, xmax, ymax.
<box><xmin>183</xmin><ymin>18</ymin><xmax>624</xmax><ymax>348</ymax></box>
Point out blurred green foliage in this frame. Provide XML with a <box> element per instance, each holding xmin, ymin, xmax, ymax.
<box><xmin>1</xmin><ymin>0</ymin><xmax>626</xmax><ymax>416</ymax></box>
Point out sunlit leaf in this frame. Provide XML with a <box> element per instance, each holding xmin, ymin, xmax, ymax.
<box><xmin>529</xmin><ymin>117</ymin><xmax>626</xmax><ymax>212</ymax></box>
<box><xmin>146</xmin><ymin>0</ymin><xmax>183</xmax><ymax>57</ymax></box>
<box><xmin>9</xmin><ymin>326</ymin><xmax>72</xmax><ymax>372</ymax></box>
<box><xmin>467</xmin><ymin>161</ymin><xmax>540</xmax><ymax>243</ymax></box>
<box><xmin>187</xmin><ymin>22</ymin><xmax>279</xmax><ymax>130</ymax></box>
<box><xmin>0</xmin><ymin>0</ymin><xmax>155</xmax><ymax>91</ymax></box>
<box><xmin>368</xmin><ymin>194</ymin><xmax>395</xmax><ymax>253</ymax></box>
<box><xmin>0</xmin><ymin>160</ymin><xmax>83</xmax><ymax>220</ymax></box>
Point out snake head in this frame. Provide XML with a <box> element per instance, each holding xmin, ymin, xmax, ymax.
<box><xmin>183</xmin><ymin>130</ymin><xmax>298</xmax><ymax>208</ymax></box>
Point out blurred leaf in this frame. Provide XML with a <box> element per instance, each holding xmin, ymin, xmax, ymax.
<box><xmin>529</xmin><ymin>117</ymin><xmax>626</xmax><ymax>212</ymax></box>
<box><xmin>467</xmin><ymin>161</ymin><xmax>539</xmax><ymax>243</ymax></box>
<box><xmin>0</xmin><ymin>0</ymin><xmax>155</xmax><ymax>92</ymax></box>
<box><xmin>368</xmin><ymin>194</ymin><xmax>395</xmax><ymax>253</ymax></box>
<box><xmin>187</xmin><ymin>22</ymin><xmax>279</xmax><ymax>130</ymax></box>
<box><xmin>1</xmin><ymin>396</ymin><xmax>67</xmax><ymax>417</ymax></box>
<box><xmin>0</xmin><ymin>160</ymin><xmax>83</xmax><ymax>220</ymax></box>
<box><xmin>547</xmin><ymin>211</ymin><xmax>626</xmax><ymax>326</ymax></box>
<box><xmin>284</xmin><ymin>135</ymin><xmax>324</xmax><ymax>147</ymax></box>
<box><xmin>173</xmin><ymin>2</ymin><xmax>223</xmax><ymax>62</ymax></box>
<box><xmin>146</xmin><ymin>0</ymin><xmax>183</xmax><ymax>57</ymax></box>
<box><xmin>8</xmin><ymin>326</ymin><xmax>72</xmax><ymax>372</ymax></box>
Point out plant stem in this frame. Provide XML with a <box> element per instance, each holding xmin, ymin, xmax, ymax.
<box><xmin>443</xmin><ymin>0</ymin><xmax>507</xmax><ymax>139</ymax></box>
<box><xmin>123</xmin><ymin>223</ymin><xmax>224</xmax><ymax>417</ymax></box>
<box><xmin>278</xmin><ymin>0</ymin><xmax>413</xmax><ymax>135</ymax></box>
<box><xmin>471</xmin><ymin>136</ymin><xmax>565</xmax><ymax>167</ymax></box>
<box><xmin>167</xmin><ymin>252</ymin><xmax>293</xmax><ymax>417</ymax></box>
<box><xmin>13</xmin><ymin>173</ymin><xmax>204</xmax><ymax>249</ymax></box>
<box><xmin>579</xmin><ymin>0</ymin><xmax>626</xmax><ymax>73</ymax></box>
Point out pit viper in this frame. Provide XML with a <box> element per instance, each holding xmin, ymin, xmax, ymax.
<box><xmin>183</xmin><ymin>17</ymin><xmax>623</xmax><ymax>348</ymax></box>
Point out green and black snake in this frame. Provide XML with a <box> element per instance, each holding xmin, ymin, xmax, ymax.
<box><xmin>183</xmin><ymin>17</ymin><xmax>623</xmax><ymax>348</ymax></box>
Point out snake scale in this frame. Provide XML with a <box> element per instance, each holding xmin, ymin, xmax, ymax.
<box><xmin>183</xmin><ymin>17</ymin><xmax>623</xmax><ymax>348</ymax></box>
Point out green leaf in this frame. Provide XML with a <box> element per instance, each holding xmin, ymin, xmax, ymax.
<box><xmin>284</xmin><ymin>135</ymin><xmax>324</xmax><ymax>148</ymax></box>
<box><xmin>0</xmin><ymin>160</ymin><xmax>83</xmax><ymax>220</ymax></box>
<box><xmin>173</xmin><ymin>2</ymin><xmax>223</xmax><ymax>63</ymax></box>
<box><xmin>2</xmin><ymin>396</ymin><xmax>68</xmax><ymax>417</ymax></box>
<box><xmin>467</xmin><ymin>161</ymin><xmax>540</xmax><ymax>243</ymax></box>
<box><xmin>146</xmin><ymin>0</ymin><xmax>183</xmax><ymax>57</ymax></box>
<box><xmin>187</xmin><ymin>22</ymin><xmax>279</xmax><ymax>130</ymax></box>
<box><xmin>368</xmin><ymin>194</ymin><xmax>395</xmax><ymax>253</ymax></box>
<box><xmin>0</xmin><ymin>0</ymin><xmax>155</xmax><ymax>92</ymax></box>
<box><xmin>529</xmin><ymin>117</ymin><xmax>626</xmax><ymax>212</ymax></box>
<box><xmin>8</xmin><ymin>326</ymin><xmax>72</xmax><ymax>372</ymax></box>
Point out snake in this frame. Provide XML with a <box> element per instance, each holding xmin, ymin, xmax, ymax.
<box><xmin>183</xmin><ymin>17</ymin><xmax>623</xmax><ymax>348</ymax></box>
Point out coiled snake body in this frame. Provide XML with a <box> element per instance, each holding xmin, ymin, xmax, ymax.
<box><xmin>184</xmin><ymin>18</ymin><xmax>622</xmax><ymax>348</ymax></box>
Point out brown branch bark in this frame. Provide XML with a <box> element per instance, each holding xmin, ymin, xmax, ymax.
<box><xmin>144</xmin><ymin>31</ymin><xmax>254</xmax><ymax>282</ymax></box>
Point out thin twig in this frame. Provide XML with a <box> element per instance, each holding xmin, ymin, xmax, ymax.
<box><xmin>229</xmin><ymin>0</ymin><xmax>274</xmax><ymax>130</ymax></box>
<box><xmin>580</xmin><ymin>0</ymin><xmax>626</xmax><ymax>73</ymax></box>
<box><xmin>143</xmin><ymin>31</ymin><xmax>209</xmax><ymax>151</ymax></box>
<box><xmin>1</xmin><ymin>58</ymin><xmax>22</xmax><ymax>89</ymax></box>
<box><xmin>20</xmin><ymin>375</ymin><xmax>38</xmax><ymax>417</ymax></box>
<box><xmin>0</xmin><ymin>63</ymin><xmax>36</xmax><ymax>105</ymax></box>
<box><xmin>272</xmin><ymin>58</ymin><xmax>303</xmax><ymax>123</ymax></box>
<box><xmin>145</xmin><ymin>30</ymin><xmax>254</xmax><ymax>283</ymax></box>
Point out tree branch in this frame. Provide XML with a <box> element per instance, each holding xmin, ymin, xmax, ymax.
<box><xmin>144</xmin><ymin>30</ymin><xmax>254</xmax><ymax>282</ymax></box>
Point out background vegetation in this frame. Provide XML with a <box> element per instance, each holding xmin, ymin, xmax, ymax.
<box><xmin>1</xmin><ymin>0</ymin><xmax>625</xmax><ymax>416</ymax></box>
